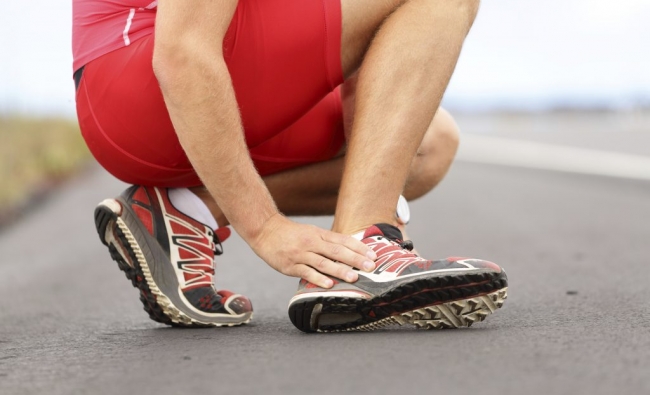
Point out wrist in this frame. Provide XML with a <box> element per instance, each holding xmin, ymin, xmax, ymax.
<box><xmin>241</xmin><ymin>211</ymin><xmax>285</xmax><ymax>252</ymax></box>
<box><xmin>241</xmin><ymin>210</ymin><xmax>281</xmax><ymax>243</ymax></box>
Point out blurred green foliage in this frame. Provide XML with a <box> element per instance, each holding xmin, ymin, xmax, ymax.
<box><xmin>0</xmin><ymin>116</ymin><xmax>91</xmax><ymax>208</ymax></box>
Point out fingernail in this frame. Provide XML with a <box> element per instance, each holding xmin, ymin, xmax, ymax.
<box><xmin>366</xmin><ymin>250</ymin><xmax>377</xmax><ymax>260</ymax></box>
<box><xmin>324</xmin><ymin>279</ymin><xmax>334</xmax><ymax>288</ymax></box>
<box><xmin>346</xmin><ymin>272</ymin><xmax>357</xmax><ymax>282</ymax></box>
<box><xmin>363</xmin><ymin>261</ymin><xmax>375</xmax><ymax>272</ymax></box>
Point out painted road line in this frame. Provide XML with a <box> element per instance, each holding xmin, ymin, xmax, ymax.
<box><xmin>457</xmin><ymin>134</ymin><xmax>650</xmax><ymax>181</ymax></box>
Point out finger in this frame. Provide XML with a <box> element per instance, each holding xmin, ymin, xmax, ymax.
<box><xmin>314</xmin><ymin>239</ymin><xmax>375</xmax><ymax>273</ymax></box>
<box><xmin>321</xmin><ymin>231</ymin><xmax>377</xmax><ymax>269</ymax></box>
<box><xmin>293</xmin><ymin>264</ymin><xmax>335</xmax><ymax>289</ymax></box>
<box><xmin>305</xmin><ymin>253</ymin><xmax>358</xmax><ymax>284</ymax></box>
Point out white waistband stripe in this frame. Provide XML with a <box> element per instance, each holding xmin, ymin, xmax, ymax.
<box><xmin>123</xmin><ymin>8</ymin><xmax>136</xmax><ymax>46</ymax></box>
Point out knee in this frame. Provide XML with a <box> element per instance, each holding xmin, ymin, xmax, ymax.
<box><xmin>418</xmin><ymin>108</ymin><xmax>460</xmax><ymax>159</ymax></box>
<box><xmin>449</xmin><ymin>0</ymin><xmax>480</xmax><ymax>18</ymax></box>
<box><xmin>404</xmin><ymin>108</ymin><xmax>459</xmax><ymax>200</ymax></box>
<box><xmin>399</xmin><ymin>0</ymin><xmax>479</xmax><ymax>20</ymax></box>
<box><xmin>443</xmin><ymin>0</ymin><xmax>480</xmax><ymax>31</ymax></box>
<box><xmin>464</xmin><ymin>0</ymin><xmax>481</xmax><ymax>27</ymax></box>
<box><xmin>463</xmin><ymin>0</ymin><xmax>481</xmax><ymax>19</ymax></box>
<box><xmin>418</xmin><ymin>0</ymin><xmax>480</xmax><ymax>31</ymax></box>
<box><xmin>437</xmin><ymin>108</ymin><xmax>460</xmax><ymax>152</ymax></box>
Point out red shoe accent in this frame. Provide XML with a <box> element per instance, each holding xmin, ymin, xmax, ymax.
<box><xmin>447</xmin><ymin>257</ymin><xmax>471</xmax><ymax>262</ymax></box>
<box><xmin>215</xmin><ymin>227</ymin><xmax>231</xmax><ymax>243</ymax></box>
<box><xmin>131</xmin><ymin>204</ymin><xmax>154</xmax><ymax>236</ymax></box>
<box><xmin>363</xmin><ymin>225</ymin><xmax>383</xmax><ymax>239</ymax></box>
<box><xmin>132</xmin><ymin>187</ymin><xmax>151</xmax><ymax>206</ymax></box>
<box><xmin>218</xmin><ymin>290</ymin><xmax>253</xmax><ymax>313</ymax></box>
<box><xmin>364</xmin><ymin>236</ymin><xmax>424</xmax><ymax>275</ymax></box>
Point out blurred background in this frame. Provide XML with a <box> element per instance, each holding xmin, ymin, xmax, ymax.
<box><xmin>1</xmin><ymin>0</ymin><xmax>649</xmax><ymax>222</ymax></box>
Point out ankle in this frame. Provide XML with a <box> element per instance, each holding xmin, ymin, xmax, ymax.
<box><xmin>332</xmin><ymin>218</ymin><xmax>399</xmax><ymax>237</ymax></box>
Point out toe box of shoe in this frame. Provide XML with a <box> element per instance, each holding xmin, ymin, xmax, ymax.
<box><xmin>218</xmin><ymin>290</ymin><xmax>253</xmax><ymax>315</ymax></box>
<box><xmin>447</xmin><ymin>257</ymin><xmax>502</xmax><ymax>272</ymax></box>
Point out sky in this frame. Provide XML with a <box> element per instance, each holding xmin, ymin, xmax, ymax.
<box><xmin>0</xmin><ymin>0</ymin><xmax>649</xmax><ymax>116</ymax></box>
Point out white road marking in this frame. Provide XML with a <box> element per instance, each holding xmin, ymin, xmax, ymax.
<box><xmin>457</xmin><ymin>134</ymin><xmax>650</xmax><ymax>181</ymax></box>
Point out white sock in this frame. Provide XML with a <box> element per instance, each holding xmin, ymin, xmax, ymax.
<box><xmin>168</xmin><ymin>188</ymin><xmax>218</xmax><ymax>231</ymax></box>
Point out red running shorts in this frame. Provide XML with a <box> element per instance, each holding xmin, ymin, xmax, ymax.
<box><xmin>76</xmin><ymin>0</ymin><xmax>345</xmax><ymax>187</ymax></box>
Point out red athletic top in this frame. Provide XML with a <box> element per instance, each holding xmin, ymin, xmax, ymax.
<box><xmin>72</xmin><ymin>0</ymin><xmax>158</xmax><ymax>72</ymax></box>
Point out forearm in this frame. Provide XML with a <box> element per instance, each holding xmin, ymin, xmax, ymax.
<box><xmin>155</xmin><ymin>53</ymin><xmax>278</xmax><ymax>241</ymax></box>
<box><xmin>149</xmin><ymin>0</ymin><xmax>373</xmax><ymax>287</ymax></box>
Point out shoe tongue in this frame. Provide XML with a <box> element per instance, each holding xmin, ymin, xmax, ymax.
<box><xmin>215</xmin><ymin>227</ymin><xmax>231</xmax><ymax>242</ymax></box>
<box><xmin>363</xmin><ymin>223</ymin><xmax>403</xmax><ymax>241</ymax></box>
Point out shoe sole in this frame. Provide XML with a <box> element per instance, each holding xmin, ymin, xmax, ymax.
<box><xmin>94</xmin><ymin>199</ymin><xmax>252</xmax><ymax>328</ymax></box>
<box><xmin>288</xmin><ymin>272</ymin><xmax>507</xmax><ymax>332</ymax></box>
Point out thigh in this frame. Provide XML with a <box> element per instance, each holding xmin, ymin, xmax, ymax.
<box><xmin>77</xmin><ymin>35</ymin><xmax>345</xmax><ymax>185</ymax></box>
<box><xmin>250</xmin><ymin>88</ymin><xmax>345</xmax><ymax>177</ymax></box>
<box><xmin>340</xmin><ymin>0</ymin><xmax>406</xmax><ymax>77</ymax></box>
<box><xmin>77</xmin><ymin>35</ymin><xmax>200</xmax><ymax>187</ymax></box>
<box><xmin>225</xmin><ymin>0</ymin><xmax>345</xmax><ymax>147</ymax></box>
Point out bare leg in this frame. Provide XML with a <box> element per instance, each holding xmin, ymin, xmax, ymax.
<box><xmin>341</xmin><ymin>75</ymin><xmax>460</xmax><ymax>202</ymax></box>
<box><xmin>193</xmin><ymin>0</ymin><xmax>474</xmax><ymax>231</ymax></box>
<box><xmin>332</xmin><ymin>0</ymin><xmax>478</xmax><ymax>234</ymax></box>
<box><xmin>191</xmin><ymin>107</ymin><xmax>459</xmax><ymax>227</ymax></box>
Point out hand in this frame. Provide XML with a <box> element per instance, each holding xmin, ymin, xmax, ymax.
<box><xmin>249</xmin><ymin>214</ymin><xmax>377</xmax><ymax>288</ymax></box>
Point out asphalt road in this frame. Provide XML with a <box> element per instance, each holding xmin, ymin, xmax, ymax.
<box><xmin>1</xmin><ymin>127</ymin><xmax>649</xmax><ymax>394</ymax></box>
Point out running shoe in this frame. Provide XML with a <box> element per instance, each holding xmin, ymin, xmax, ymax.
<box><xmin>288</xmin><ymin>223</ymin><xmax>507</xmax><ymax>332</ymax></box>
<box><xmin>94</xmin><ymin>186</ymin><xmax>253</xmax><ymax>327</ymax></box>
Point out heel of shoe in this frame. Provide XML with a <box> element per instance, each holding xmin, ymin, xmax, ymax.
<box><xmin>288</xmin><ymin>300</ymin><xmax>319</xmax><ymax>333</ymax></box>
<box><xmin>94</xmin><ymin>199</ymin><xmax>122</xmax><ymax>245</ymax></box>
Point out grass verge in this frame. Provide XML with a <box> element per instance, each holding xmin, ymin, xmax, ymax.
<box><xmin>0</xmin><ymin>115</ymin><xmax>91</xmax><ymax>223</ymax></box>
